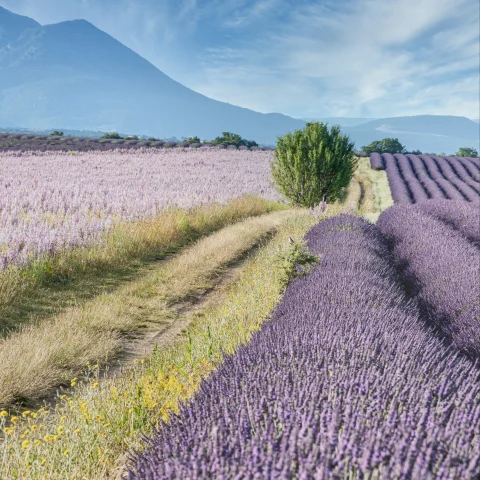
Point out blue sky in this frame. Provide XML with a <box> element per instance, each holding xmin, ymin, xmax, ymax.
<box><xmin>3</xmin><ymin>0</ymin><xmax>479</xmax><ymax>119</ymax></box>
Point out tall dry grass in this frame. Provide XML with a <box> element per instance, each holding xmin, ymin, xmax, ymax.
<box><xmin>0</xmin><ymin>195</ymin><xmax>283</xmax><ymax>332</ymax></box>
<box><xmin>0</xmin><ymin>210</ymin><xmax>290</xmax><ymax>408</ymax></box>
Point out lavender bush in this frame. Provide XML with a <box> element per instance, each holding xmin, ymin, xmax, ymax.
<box><xmin>414</xmin><ymin>199</ymin><xmax>480</xmax><ymax>248</ymax></box>
<box><xmin>128</xmin><ymin>215</ymin><xmax>480</xmax><ymax>480</ymax></box>
<box><xmin>0</xmin><ymin>149</ymin><xmax>279</xmax><ymax>269</ymax></box>
<box><xmin>370</xmin><ymin>153</ymin><xmax>480</xmax><ymax>203</ymax></box>
<box><xmin>378</xmin><ymin>204</ymin><xmax>480</xmax><ymax>359</ymax></box>
<box><xmin>383</xmin><ymin>153</ymin><xmax>413</xmax><ymax>203</ymax></box>
<box><xmin>369</xmin><ymin>152</ymin><xmax>384</xmax><ymax>170</ymax></box>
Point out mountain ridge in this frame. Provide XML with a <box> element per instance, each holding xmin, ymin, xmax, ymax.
<box><xmin>0</xmin><ymin>7</ymin><xmax>478</xmax><ymax>151</ymax></box>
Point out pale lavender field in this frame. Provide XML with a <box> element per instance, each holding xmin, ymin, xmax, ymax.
<box><xmin>0</xmin><ymin>148</ymin><xmax>278</xmax><ymax>269</ymax></box>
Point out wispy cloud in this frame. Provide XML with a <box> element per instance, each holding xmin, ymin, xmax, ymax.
<box><xmin>1</xmin><ymin>0</ymin><xmax>479</xmax><ymax>118</ymax></box>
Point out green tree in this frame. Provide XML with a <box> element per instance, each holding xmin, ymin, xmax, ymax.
<box><xmin>456</xmin><ymin>147</ymin><xmax>478</xmax><ymax>157</ymax></box>
<box><xmin>125</xmin><ymin>135</ymin><xmax>139</xmax><ymax>140</ymax></box>
<box><xmin>362</xmin><ymin>137</ymin><xmax>406</xmax><ymax>154</ymax></box>
<box><xmin>211</xmin><ymin>132</ymin><xmax>258</xmax><ymax>148</ymax></box>
<box><xmin>102</xmin><ymin>132</ymin><xmax>123</xmax><ymax>139</ymax></box>
<box><xmin>187</xmin><ymin>136</ymin><xmax>201</xmax><ymax>143</ymax></box>
<box><xmin>50</xmin><ymin>130</ymin><xmax>64</xmax><ymax>136</ymax></box>
<box><xmin>271</xmin><ymin>122</ymin><xmax>357</xmax><ymax>207</ymax></box>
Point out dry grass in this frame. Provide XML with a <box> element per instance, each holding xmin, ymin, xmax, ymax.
<box><xmin>0</xmin><ymin>211</ymin><xmax>315</xmax><ymax>479</ymax></box>
<box><xmin>0</xmin><ymin>195</ymin><xmax>282</xmax><ymax>333</ymax></box>
<box><xmin>354</xmin><ymin>157</ymin><xmax>393</xmax><ymax>222</ymax></box>
<box><xmin>327</xmin><ymin>157</ymin><xmax>392</xmax><ymax>221</ymax></box>
<box><xmin>0</xmin><ymin>210</ymin><xmax>290</xmax><ymax>409</ymax></box>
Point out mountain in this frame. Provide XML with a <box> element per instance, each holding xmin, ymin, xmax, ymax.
<box><xmin>0</xmin><ymin>7</ymin><xmax>307</xmax><ymax>144</ymax></box>
<box><xmin>343</xmin><ymin>115</ymin><xmax>479</xmax><ymax>154</ymax></box>
<box><xmin>300</xmin><ymin>117</ymin><xmax>377</xmax><ymax>127</ymax></box>
<box><xmin>0</xmin><ymin>7</ymin><xmax>478</xmax><ymax>151</ymax></box>
<box><xmin>0</xmin><ymin>6</ymin><xmax>39</xmax><ymax>44</ymax></box>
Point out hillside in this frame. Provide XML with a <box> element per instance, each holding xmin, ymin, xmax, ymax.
<box><xmin>343</xmin><ymin>115</ymin><xmax>480</xmax><ymax>153</ymax></box>
<box><xmin>0</xmin><ymin>7</ymin><xmax>306</xmax><ymax>144</ymax></box>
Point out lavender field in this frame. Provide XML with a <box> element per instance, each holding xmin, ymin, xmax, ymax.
<box><xmin>0</xmin><ymin>148</ymin><xmax>278</xmax><ymax>269</ymax></box>
<box><xmin>369</xmin><ymin>153</ymin><xmax>480</xmax><ymax>203</ymax></box>
<box><xmin>128</xmin><ymin>214</ymin><xmax>480</xmax><ymax>479</ymax></box>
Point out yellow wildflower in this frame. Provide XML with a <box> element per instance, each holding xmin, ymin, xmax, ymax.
<box><xmin>10</xmin><ymin>416</ymin><xmax>19</xmax><ymax>424</ymax></box>
<box><xmin>0</xmin><ymin>410</ymin><xmax>8</xmax><ymax>417</ymax></box>
<box><xmin>22</xmin><ymin>440</ymin><xmax>30</xmax><ymax>449</ymax></box>
<box><xmin>22</xmin><ymin>410</ymin><xmax>31</xmax><ymax>417</ymax></box>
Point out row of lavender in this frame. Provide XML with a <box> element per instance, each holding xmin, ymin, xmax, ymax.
<box><xmin>377</xmin><ymin>200</ymin><xmax>480</xmax><ymax>359</ymax></box>
<box><xmin>0</xmin><ymin>134</ymin><xmax>275</xmax><ymax>152</ymax></box>
<box><xmin>370</xmin><ymin>153</ymin><xmax>480</xmax><ymax>203</ymax></box>
<box><xmin>0</xmin><ymin>149</ymin><xmax>278</xmax><ymax>270</ymax></box>
<box><xmin>128</xmin><ymin>214</ymin><xmax>480</xmax><ymax>480</ymax></box>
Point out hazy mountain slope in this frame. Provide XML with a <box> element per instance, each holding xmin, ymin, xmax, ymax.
<box><xmin>351</xmin><ymin>115</ymin><xmax>478</xmax><ymax>138</ymax></box>
<box><xmin>343</xmin><ymin>115</ymin><xmax>479</xmax><ymax>153</ymax></box>
<box><xmin>0</xmin><ymin>6</ymin><xmax>39</xmax><ymax>44</ymax></box>
<box><xmin>300</xmin><ymin>117</ymin><xmax>376</xmax><ymax>127</ymax></box>
<box><xmin>0</xmin><ymin>8</ymin><xmax>307</xmax><ymax>143</ymax></box>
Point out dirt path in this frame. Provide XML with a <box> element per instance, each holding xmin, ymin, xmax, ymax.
<box><xmin>21</xmin><ymin>228</ymin><xmax>273</xmax><ymax>412</ymax></box>
<box><xmin>106</xmin><ymin>252</ymin><xmax>252</xmax><ymax>380</ymax></box>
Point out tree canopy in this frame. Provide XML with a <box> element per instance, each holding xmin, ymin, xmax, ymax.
<box><xmin>361</xmin><ymin>138</ymin><xmax>406</xmax><ymax>155</ymax></box>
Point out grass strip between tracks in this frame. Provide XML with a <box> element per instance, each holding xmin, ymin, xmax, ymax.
<box><xmin>0</xmin><ymin>210</ymin><xmax>293</xmax><ymax>409</ymax></box>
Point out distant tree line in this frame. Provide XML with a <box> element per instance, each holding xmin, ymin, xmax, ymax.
<box><xmin>99</xmin><ymin>131</ymin><xmax>259</xmax><ymax>148</ymax></box>
<box><xmin>361</xmin><ymin>138</ymin><xmax>478</xmax><ymax>157</ymax></box>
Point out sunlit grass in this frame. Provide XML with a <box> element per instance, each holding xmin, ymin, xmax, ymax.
<box><xmin>0</xmin><ymin>210</ymin><xmax>291</xmax><ymax>409</ymax></box>
<box><xmin>0</xmin><ymin>195</ymin><xmax>283</xmax><ymax>332</ymax></box>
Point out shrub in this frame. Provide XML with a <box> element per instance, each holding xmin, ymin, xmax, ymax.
<box><xmin>362</xmin><ymin>138</ymin><xmax>406</xmax><ymax>154</ymax></box>
<box><xmin>101</xmin><ymin>132</ymin><xmax>123</xmax><ymax>139</ymax></box>
<box><xmin>456</xmin><ymin>147</ymin><xmax>478</xmax><ymax>157</ymax></box>
<box><xmin>270</xmin><ymin>122</ymin><xmax>357</xmax><ymax>207</ymax></box>
<box><xmin>125</xmin><ymin>135</ymin><xmax>139</xmax><ymax>140</ymax></box>
<box><xmin>50</xmin><ymin>130</ymin><xmax>64</xmax><ymax>136</ymax></box>
<box><xmin>211</xmin><ymin>132</ymin><xmax>258</xmax><ymax>148</ymax></box>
